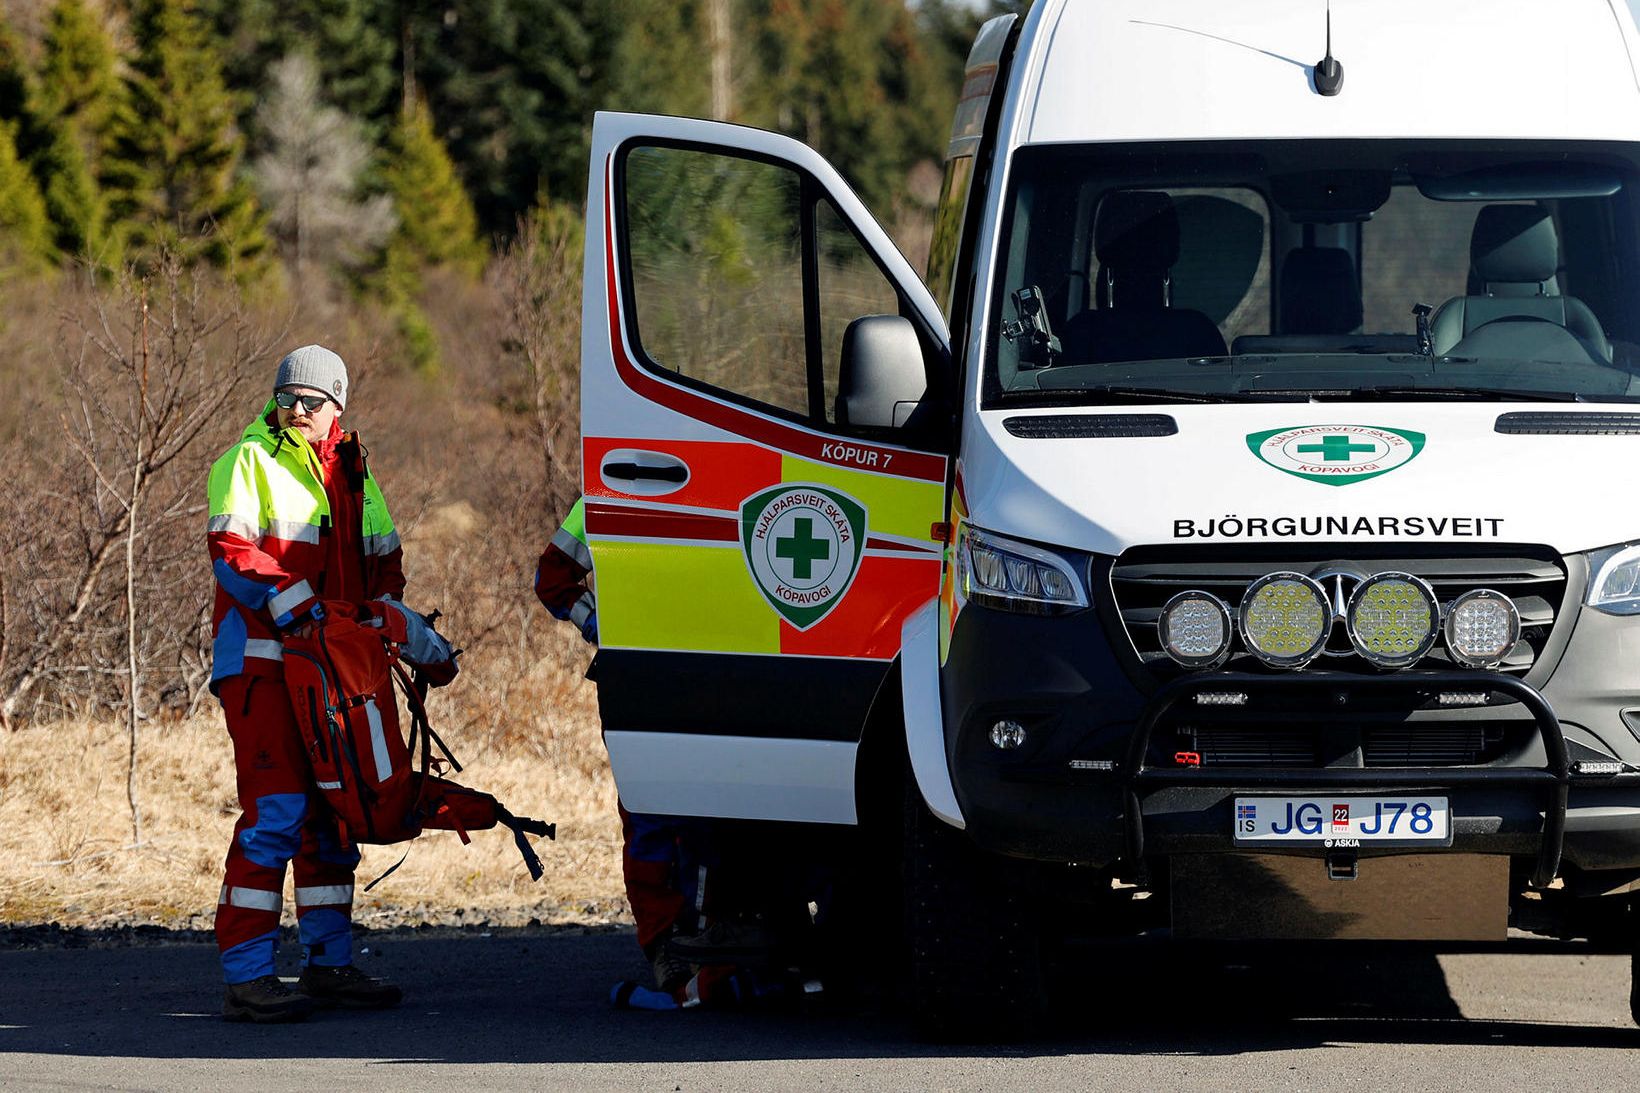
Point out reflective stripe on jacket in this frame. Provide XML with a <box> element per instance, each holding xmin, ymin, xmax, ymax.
<box><xmin>207</xmin><ymin>400</ymin><xmax>405</xmax><ymax>686</ymax></box>
<box><xmin>535</xmin><ymin>497</ymin><xmax>594</xmax><ymax>626</ymax></box>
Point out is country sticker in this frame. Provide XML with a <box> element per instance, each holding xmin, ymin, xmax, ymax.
<box><xmin>739</xmin><ymin>484</ymin><xmax>868</xmax><ymax>630</ymax></box>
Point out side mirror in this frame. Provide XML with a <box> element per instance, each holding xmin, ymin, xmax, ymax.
<box><xmin>836</xmin><ymin>315</ymin><xmax>927</xmax><ymax>430</ymax></box>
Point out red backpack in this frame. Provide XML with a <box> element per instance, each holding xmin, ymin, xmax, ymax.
<box><xmin>281</xmin><ymin>601</ymin><xmax>555</xmax><ymax>883</ymax></box>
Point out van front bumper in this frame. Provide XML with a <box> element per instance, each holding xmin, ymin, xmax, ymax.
<box><xmin>947</xmin><ymin>648</ymin><xmax>1640</xmax><ymax>880</ymax></box>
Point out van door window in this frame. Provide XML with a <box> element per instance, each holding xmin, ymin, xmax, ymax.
<box><xmin>816</xmin><ymin>199</ymin><xmax>904</xmax><ymax>423</ymax></box>
<box><xmin>925</xmin><ymin>155</ymin><xmax>976</xmax><ymax>319</ymax></box>
<box><xmin>623</xmin><ymin>145</ymin><xmax>810</xmax><ymax>416</ymax></box>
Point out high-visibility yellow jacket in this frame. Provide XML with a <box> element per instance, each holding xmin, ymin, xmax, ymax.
<box><xmin>534</xmin><ymin>497</ymin><xmax>595</xmax><ymax>635</ymax></box>
<box><xmin>206</xmin><ymin>400</ymin><xmax>404</xmax><ymax>686</ymax></box>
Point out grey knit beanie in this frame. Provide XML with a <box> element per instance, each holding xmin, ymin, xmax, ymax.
<box><xmin>274</xmin><ymin>344</ymin><xmax>348</xmax><ymax>409</ymax></box>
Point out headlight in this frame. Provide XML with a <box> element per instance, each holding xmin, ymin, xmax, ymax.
<box><xmin>1346</xmin><ymin>572</ymin><xmax>1438</xmax><ymax>668</ymax></box>
<box><xmin>1238</xmin><ymin>572</ymin><xmax>1330</xmax><ymax>669</ymax></box>
<box><xmin>1159</xmin><ymin>591</ymin><xmax>1234</xmax><ymax>669</ymax></box>
<box><xmin>957</xmin><ymin>526</ymin><xmax>1087</xmax><ymax>614</ymax></box>
<box><xmin>1586</xmin><ymin>542</ymin><xmax>1640</xmax><ymax>615</ymax></box>
<box><xmin>1445</xmin><ymin>589</ymin><xmax>1520</xmax><ymax>667</ymax></box>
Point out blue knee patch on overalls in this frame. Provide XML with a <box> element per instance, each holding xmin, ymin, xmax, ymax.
<box><xmin>300</xmin><ymin>909</ymin><xmax>351</xmax><ymax>968</ymax></box>
<box><xmin>221</xmin><ymin>927</ymin><xmax>281</xmax><ymax>984</ymax></box>
<box><xmin>239</xmin><ymin>793</ymin><xmax>307</xmax><ymax>869</ymax></box>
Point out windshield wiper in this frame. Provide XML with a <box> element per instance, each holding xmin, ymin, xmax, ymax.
<box><xmin>998</xmin><ymin>385</ymin><xmax>1303</xmax><ymax>406</ymax></box>
<box><xmin>1347</xmin><ymin>385</ymin><xmax>1590</xmax><ymax>402</ymax></box>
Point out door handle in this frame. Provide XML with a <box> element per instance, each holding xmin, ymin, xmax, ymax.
<box><xmin>603</xmin><ymin>461</ymin><xmax>687</xmax><ymax>483</ymax></box>
<box><xmin>599</xmin><ymin>449</ymin><xmax>691</xmax><ymax>496</ymax></box>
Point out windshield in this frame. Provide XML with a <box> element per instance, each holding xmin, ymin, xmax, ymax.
<box><xmin>985</xmin><ymin>141</ymin><xmax>1640</xmax><ymax>406</ymax></box>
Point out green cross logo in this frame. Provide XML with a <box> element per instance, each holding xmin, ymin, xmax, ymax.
<box><xmin>740</xmin><ymin>484</ymin><xmax>868</xmax><ymax>630</ymax></box>
<box><xmin>1296</xmin><ymin>434</ymin><xmax>1378</xmax><ymax>462</ymax></box>
<box><xmin>1247</xmin><ymin>424</ymin><xmax>1425</xmax><ymax>486</ymax></box>
<box><xmin>775</xmin><ymin>518</ymin><xmax>831</xmax><ymax>579</ymax></box>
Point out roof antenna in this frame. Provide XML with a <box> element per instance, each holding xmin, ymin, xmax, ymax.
<box><xmin>1314</xmin><ymin>1</ymin><xmax>1344</xmax><ymax>96</ymax></box>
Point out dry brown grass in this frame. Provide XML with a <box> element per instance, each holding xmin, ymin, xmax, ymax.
<box><xmin>0</xmin><ymin>621</ymin><xmax>625</xmax><ymax>931</ymax></box>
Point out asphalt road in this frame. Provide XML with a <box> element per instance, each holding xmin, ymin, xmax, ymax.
<box><xmin>3</xmin><ymin>927</ymin><xmax>1639</xmax><ymax>1091</ymax></box>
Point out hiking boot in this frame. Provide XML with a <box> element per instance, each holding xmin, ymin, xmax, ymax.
<box><xmin>666</xmin><ymin>919</ymin><xmax>779</xmax><ymax>964</ymax></box>
<box><xmin>297</xmin><ymin>963</ymin><xmax>403</xmax><ymax>1010</ymax></box>
<box><xmin>652</xmin><ymin>947</ymin><xmax>695</xmax><ymax>994</ymax></box>
<box><xmin>222</xmin><ymin>975</ymin><xmax>315</xmax><ymax>1024</ymax></box>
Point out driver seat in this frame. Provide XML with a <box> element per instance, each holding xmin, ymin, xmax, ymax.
<box><xmin>1429</xmin><ymin>204</ymin><xmax>1610</xmax><ymax>361</ymax></box>
<box><xmin>1060</xmin><ymin>191</ymin><xmax>1227</xmax><ymax>364</ymax></box>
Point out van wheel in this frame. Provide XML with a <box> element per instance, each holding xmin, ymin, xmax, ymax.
<box><xmin>904</xmin><ymin>778</ymin><xmax>1045</xmax><ymax>1041</ymax></box>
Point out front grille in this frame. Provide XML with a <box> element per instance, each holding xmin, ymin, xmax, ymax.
<box><xmin>1363</xmin><ymin>725</ymin><xmax>1490</xmax><ymax>765</ymax></box>
<box><xmin>1109</xmin><ymin>544</ymin><xmax>1570</xmax><ymax>681</ymax></box>
<box><xmin>1180</xmin><ymin>723</ymin><xmax>1498</xmax><ymax>768</ymax></box>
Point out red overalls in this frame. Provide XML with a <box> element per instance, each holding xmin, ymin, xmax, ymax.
<box><xmin>213</xmin><ymin>421</ymin><xmax>403</xmax><ymax>984</ymax></box>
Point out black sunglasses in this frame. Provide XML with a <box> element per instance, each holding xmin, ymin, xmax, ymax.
<box><xmin>275</xmin><ymin>391</ymin><xmax>333</xmax><ymax>413</ymax></box>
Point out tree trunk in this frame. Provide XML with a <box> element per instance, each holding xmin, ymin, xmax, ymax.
<box><xmin>709</xmin><ymin>0</ymin><xmax>733</xmax><ymax>122</ymax></box>
<box><xmin>127</xmin><ymin>288</ymin><xmax>151</xmax><ymax>846</ymax></box>
<box><xmin>125</xmin><ymin>464</ymin><xmax>144</xmax><ymax>845</ymax></box>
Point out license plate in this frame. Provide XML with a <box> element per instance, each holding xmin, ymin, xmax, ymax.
<box><xmin>1233</xmin><ymin>795</ymin><xmax>1452</xmax><ymax>847</ymax></box>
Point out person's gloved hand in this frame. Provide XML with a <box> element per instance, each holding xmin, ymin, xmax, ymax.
<box><xmin>580</xmin><ymin>611</ymin><xmax>598</xmax><ymax>646</ymax></box>
<box><xmin>381</xmin><ymin>598</ymin><xmax>460</xmax><ymax>685</ymax></box>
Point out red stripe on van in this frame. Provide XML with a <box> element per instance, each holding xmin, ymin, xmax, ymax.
<box><xmin>584</xmin><ymin>503</ymin><xmax>740</xmax><ymax>543</ymax></box>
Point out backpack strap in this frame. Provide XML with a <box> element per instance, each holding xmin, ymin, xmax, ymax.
<box><xmin>495</xmin><ymin>803</ymin><xmax>556</xmax><ymax>882</ymax></box>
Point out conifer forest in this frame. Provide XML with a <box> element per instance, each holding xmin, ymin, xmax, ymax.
<box><xmin>0</xmin><ymin>0</ymin><xmax>1019</xmax><ymax>725</ymax></box>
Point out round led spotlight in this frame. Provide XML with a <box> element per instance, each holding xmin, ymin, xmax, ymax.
<box><xmin>1346</xmin><ymin>572</ymin><xmax>1439</xmax><ymax>668</ymax></box>
<box><xmin>1159</xmin><ymin>591</ymin><xmax>1234</xmax><ymax>669</ymax></box>
<box><xmin>1444</xmin><ymin>589</ymin><xmax>1521</xmax><ymax>668</ymax></box>
<box><xmin>1238</xmin><ymin>573</ymin><xmax>1331</xmax><ymax>669</ymax></box>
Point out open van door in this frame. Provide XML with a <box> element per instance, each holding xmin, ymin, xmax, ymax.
<box><xmin>581</xmin><ymin>112</ymin><xmax>952</xmax><ymax>824</ymax></box>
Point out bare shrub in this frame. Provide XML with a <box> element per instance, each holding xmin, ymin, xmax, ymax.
<box><xmin>0</xmin><ymin>259</ymin><xmax>282</xmax><ymax>737</ymax></box>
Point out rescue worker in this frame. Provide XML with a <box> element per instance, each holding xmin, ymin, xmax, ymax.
<box><xmin>536</xmin><ymin>499</ymin><xmax>713</xmax><ymax>995</ymax></box>
<box><xmin>538</xmin><ymin>500</ymin><xmax>821</xmax><ymax>1008</ymax></box>
<box><xmin>208</xmin><ymin>345</ymin><xmax>406</xmax><ymax>1023</ymax></box>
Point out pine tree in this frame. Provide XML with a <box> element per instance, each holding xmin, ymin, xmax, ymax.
<box><xmin>101</xmin><ymin>0</ymin><xmax>268</xmax><ymax>273</ymax></box>
<box><xmin>738</xmin><ymin>0</ymin><xmax>950</xmax><ymax>218</ymax></box>
<box><xmin>0</xmin><ymin>120</ymin><xmax>53</xmax><ymax>270</ymax></box>
<box><xmin>202</xmin><ymin>0</ymin><xmax>399</xmax><ymax>147</ymax></box>
<box><xmin>253</xmin><ymin>52</ymin><xmax>394</xmax><ymax>276</ymax></box>
<box><xmin>36</xmin><ymin>0</ymin><xmax>120</xmax><ymax>144</ymax></box>
<box><xmin>383</xmin><ymin>100</ymin><xmax>483</xmax><ymax>276</ymax></box>
<box><xmin>31</xmin><ymin>0</ymin><xmax>121</xmax><ymax>262</ymax></box>
<box><xmin>602</xmin><ymin>0</ymin><xmax>712</xmax><ymax>118</ymax></box>
<box><xmin>0</xmin><ymin>14</ymin><xmax>36</xmax><ymax>141</ymax></box>
<box><xmin>399</xmin><ymin>0</ymin><xmax>596</xmax><ymax>236</ymax></box>
<box><xmin>34</xmin><ymin>121</ymin><xmax>102</xmax><ymax>259</ymax></box>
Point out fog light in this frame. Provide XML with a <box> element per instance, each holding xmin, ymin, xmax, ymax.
<box><xmin>1444</xmin><ymin>589</ymin><xmax>1520</xmax><ymax>668</ymax></box>
<box><xmin>1159</xmin><ymin>591</ymin><xmax>1233</xmax><ymax>669</ymax></box>
<box><xmin>1346</xmin><ymin>572</ymin><xmax>1438</xmax><ymax>668</ymax></box>
<box><xmin>1238</xmin><ymin>573</ymin><xmax>1330</xmax><ymax>669</ymax></box>
<box><xmin>989</xmin><ymin>720</ymin><xmax>1026</xmax><ymax>750</ymax></box>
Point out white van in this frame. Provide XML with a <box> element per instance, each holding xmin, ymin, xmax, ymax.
<box><xmin>579</xmin><ymin>0</ymin><xmax>1640</xmax><ymax>1034</ymax></box>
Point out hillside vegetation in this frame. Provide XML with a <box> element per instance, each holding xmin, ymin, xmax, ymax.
<box><xmin>0</xmin><ymin>0</ymin><xmax>1017</xmax><ymax>926</ymax></box>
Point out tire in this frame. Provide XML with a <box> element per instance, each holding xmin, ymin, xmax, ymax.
<box><xmin>903</xmin><ymin>778</ymin><xmax>1046</xmax><ymax>1041</ymax></box>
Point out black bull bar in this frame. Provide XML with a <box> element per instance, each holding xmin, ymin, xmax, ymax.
<box><xmin>1121</xmin><ymin>671</ymin><xmax>1569</xmax><ymax>888</ymax></box>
